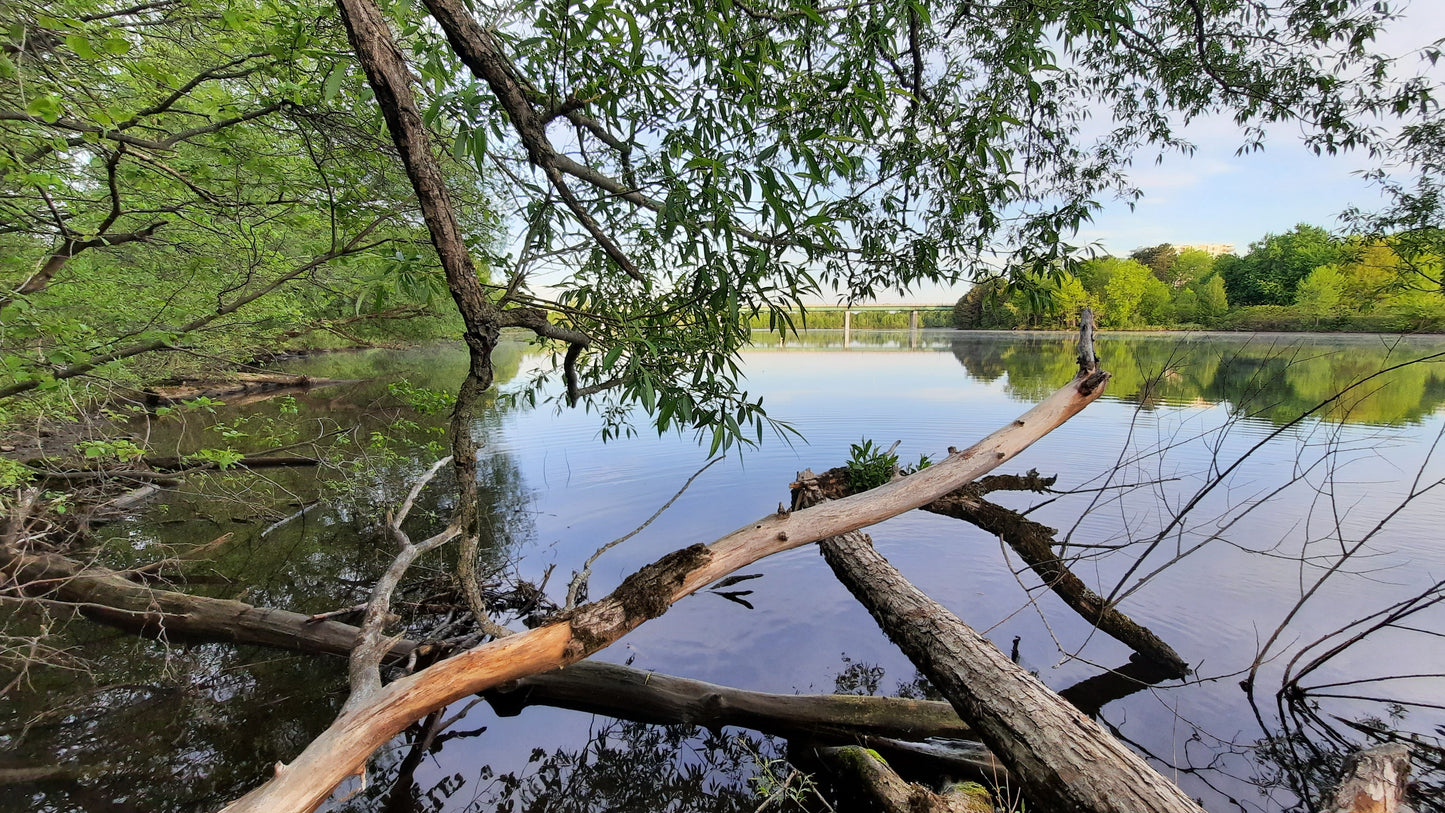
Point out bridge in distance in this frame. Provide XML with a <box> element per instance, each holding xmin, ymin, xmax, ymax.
<box><xmin>776</xmin><ymin>303</ymin><xmax>953</xmax><ymax>332</ymax></box>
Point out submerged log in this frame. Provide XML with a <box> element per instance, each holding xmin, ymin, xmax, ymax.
<box><xmin>1328</xmin><ymin>743</ymin><xmax>1412</xmax><ymax>813</ymax></box>
<box><xmin>803</xmin><ymin>744</ymin><xmax>994</xmax><ymax>813</ymax></box>
<box><xmin>806</xmin><ymin>511</ymin><xmax>1205</xmax><ymax>812</ymax></box>
<box><xmin>489</xmin><ymin>659</ymin><xmax>975</xmax><ymax>741</ymax></box>
<box><xmin>798</xmin><ymin>468</ymin><xmax>1189</xmax><ymax>677</ymax></box>
<box><xmin>144</xmin><ymin>373</ymin><xmax>351</xmax><ymax>405</ymax></box>
<box><xmin>142</xmin><ymin>455</ymin><xmax>321</xmax><ymax>471</ymax></box>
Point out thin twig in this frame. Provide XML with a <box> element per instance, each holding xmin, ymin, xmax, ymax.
<box><xmin>564</xmin><ymin>455</ymin><xmax>725</xmax><ymax>609</ymax></box>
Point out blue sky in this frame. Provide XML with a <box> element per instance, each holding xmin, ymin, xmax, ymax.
<box><xmin>891</xmin><ymin>1</ymin><xmax>1445</xmax><ymax>306</ymax></box>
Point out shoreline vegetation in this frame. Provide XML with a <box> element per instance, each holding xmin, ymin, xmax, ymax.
<box><xmin>950</xmin><ymin>226</ymin><xmax>1445</xmax><ymax>334</ymax></box>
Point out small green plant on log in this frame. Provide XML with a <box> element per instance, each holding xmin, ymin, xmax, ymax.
<box><xmin>845</xmin><ymin>439</ymin><xmax>898</xmax><ymax>491</ymax></box>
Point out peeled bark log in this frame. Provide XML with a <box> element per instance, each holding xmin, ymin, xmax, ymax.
<box><xmin>1328</xmin><ymin>743</ymin><xmax>1412</xmax><ymax>813</ymax></box>
<box><xmin>219</xmin><ymin>366</ymin><xmax>1109</xmax><ymax>812</ymax></box>
<box><xmin>814</xmin><ymin>528</ymin><xmax>1205</xmax><ymax>813</ymax></box>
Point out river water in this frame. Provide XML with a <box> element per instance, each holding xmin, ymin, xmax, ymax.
<box><xmin>7</xmin><ymin>329</ymin><xmax>1445</xmax><ymax>812</ymax></box>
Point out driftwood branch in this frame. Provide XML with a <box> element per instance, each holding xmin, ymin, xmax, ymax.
<box><xmin>219</xmin><ymin>367</ymin><xmax>1109</xmax><ymax>812</ymax></box>
<box><xmin>348</xmin><ymin>456</ymin><xmax>461</xmax><ymax>703</ymax></box>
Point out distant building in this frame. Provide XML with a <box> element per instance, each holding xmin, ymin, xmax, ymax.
<box><xmin>1176</xmin><ymin>243</ymin><xmax>1235</xmax><ymax>257</ymax></box>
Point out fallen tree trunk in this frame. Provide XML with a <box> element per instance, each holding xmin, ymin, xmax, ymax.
<box><xmin>799</xmin><ymin>468</ymin><xmax>1189</xmax><ymax>677</ymax></box>
<box><xmin>1</xmin><ymin>547</ymin><xmax>424</xmax><ymax>663</ymax></box>
<box><xmin>144</xmin><ymin>373</ymin><xmax>351</xmax><ymax>404</ymax></box>
<box><xmin>218</xmin><ymin>362</ymin><xmax>1109</xmax><ymax>811</ymax></box>
<box><xmin>488</xmin><ymin>659</ymin><xmax>976</xmax><ymax>741</ymax></box>
<box><xmin>813</xmin><ymin>524</ymin><xmax>1205</xmax><ymax>813</ymax></box>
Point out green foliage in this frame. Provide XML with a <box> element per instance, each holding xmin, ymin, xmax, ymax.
<box><xmin>388</xmin><ymin>380</ymin><xmax>455</xmax><ymax>415</ymax></box>
<box><xmin>1295</xmin><ymin>264</ymin><xmax>1346</xmax><ymax>325</ymax></box>
<box><xmin>75</xmin><ymin>438</ymin><xmax>145</xmax><ymax>463</ymax></box>
<box><xmin>1079</xmin><ymin>258</ymin><xmax>1172</xmax><ymax>328</ymax></box>
<box><xmin>953</xmin><ymin>279</ymin><xmax>1015</xmax><ymax>329</ymax></box>
<box><xmin>0</xmin><ymin>456</ymin><xmax>34</xmax><ymax>488</ymax></box>
<box><xmin>185</xmin><ymin>448</ymin><xmax>247</xmax><ymax>470</ymax></box>
<box><xmin>1223</xmin><ymin>225</ymin><xmax>1344</xmax><ymax>306</ymax></box>
<box><xmin>0</xmin><ymin>0</ymin><xmax>484</xmax><ymax>415</ymax></box>
<box><xmin>845</xmin><ymin>439</ymin><xmax>898</xmax><ymax>491</ymax></box>
<box><xmin>1170</xmin><ymin>250</ymin><xmax>1217</xmax><ymax>290</ymax></box>
<box><xmin>1130</xmin><ymin>244</ymin><xmax>1179</xmax><ymax>282</ymax></box>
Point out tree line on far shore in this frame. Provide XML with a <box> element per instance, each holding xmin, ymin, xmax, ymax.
<box><xmin>953</xmin><ymin>225</ymin><xmax>1445</xmax><ymax>333</ymax></box>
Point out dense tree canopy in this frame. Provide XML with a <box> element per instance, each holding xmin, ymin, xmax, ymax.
<box><xmin>1220</xmin><ymin>224</ymin><xmax>1344</xmax><ymax>306</ymax></box>
<box><xmin>0</xmin><ymin>0</ymin><xmax>490</xmax><ymax>408</ymax></box>
<box><xmin>5</xmin><ymin>0</ymin><xmax>1443</xmax><ymax>441</ymax></box>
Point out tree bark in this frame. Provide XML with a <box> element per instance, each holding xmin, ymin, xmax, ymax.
<box><xmin>812</xmin><ymin>525</ymin><xmax>1206</xmax><ymax>813</ymax></box>
<box><xmin>488</xmin><ymin>659</ymin><xmax>975</xmax><ymax>741</ymax></box>
<box><xmin>218</xmin><ymin>369</ymin><xmax>1108</xmax><ymax>812</ymax></box>
<box><xmin>1327</xmin><ymin>743</ymin><xmax>1412</xmax><ymax>813</ymax></box>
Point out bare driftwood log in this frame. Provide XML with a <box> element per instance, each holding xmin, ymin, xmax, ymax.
<box><xmin>804</xmin><ymin>744</ymin><xmax>995</xmax><ymax>813</ymax></box>
<box><xmin>218</xmin><ymin>366</ymin><xmax>1108</xmax><ymax>810</ymax></box>
<box><xmin>1328</xmin><ymin>743</ymin><xmax>1413</xmax><ymax>813</ymax></box>
<box><xmin>798</xmin><ymin>468</ymin><xmax>1189</xmax><ymax>677</ymax></box>
<box><xmin>797</xmin><ymin>487</ymin><xmax>1205</xmax><ymax>813</ymax></box>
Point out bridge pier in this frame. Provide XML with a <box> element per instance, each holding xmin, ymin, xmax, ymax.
<box><xmin>909</xmin><ymin>309</ymin><xmax>919</xmax><ymax>331</ymax></box>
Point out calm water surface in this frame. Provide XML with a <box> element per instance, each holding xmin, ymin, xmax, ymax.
<box><xmin>8</xmin><ymin>329</ymin><xmax>1445</xmax><ymax>812</ymax></box>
